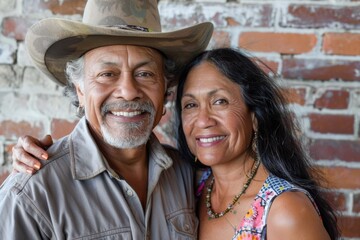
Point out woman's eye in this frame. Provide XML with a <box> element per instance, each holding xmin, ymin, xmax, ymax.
<box><xmin>214</xmin><ymin>98</ymin><xmax>228</xmax><ymax>105</ymax></box>
<box><xmin>183</xmin><ymin>103</ymin><xmax>196</xmax><ymax>109</ymax></box>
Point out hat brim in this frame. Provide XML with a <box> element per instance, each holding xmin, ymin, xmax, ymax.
<box><xmin>25</xmin><ymin>18</ymin><xmax>213</xmax><ymax>87</ymax></box>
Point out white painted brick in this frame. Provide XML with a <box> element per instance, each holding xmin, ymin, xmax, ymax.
<box><xmin>32</xmin><ymin>94</ymin><xmax>76</xmax><ymax>120</ymax></box>
<box><xmin>0</xmin><ymin>0</ymin><xmax>15</xmax><ymax>13</ymax></box>
<box><xmin>0</xmin><ymin>143</ymin><xmax>3</xmax><ymax>166</ymax></box>
<box><xmin>17</xmin><ymin>43</ymin><xmax>33</xmax><ymax>67</ymax></box>
<box><xmin>0</xmin><ymin>65</ymin><xmax>18</xmax><ymax>88</ymax></box>
<box><xmin>0</xmin><ymin>37</ymin><xmax>16</xmax><ymax>64</ymax></box>
<box><xmin>22</xmin><ymin>66</ymin><xmax>60</xmax><ymax>94</ymax></box>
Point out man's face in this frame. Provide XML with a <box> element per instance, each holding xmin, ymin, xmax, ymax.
<box><xmin>76</xmin><ymin>45</ymin><xmax>166</xmax><ymax>148</ymax></box>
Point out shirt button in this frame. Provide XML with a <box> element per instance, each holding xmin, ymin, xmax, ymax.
<box><xmin>126</xmin><ymin>189</ymin><xmax>133</xmax><ymax>197</ymax></box>
<box><xmin>184</xmin><ymin>224</ymin><xmax>190</xmax><ymax>232</ymax></box>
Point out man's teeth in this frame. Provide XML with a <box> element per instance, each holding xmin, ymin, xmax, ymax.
<box><xmin>198</xmin><ymin>136</ymin><xmax>224</xmax><ymax>143</ymax></box>
<box><xmin>111</xmin><ymin>111</ymin><xmax>142</xmax><ymax>117</ymax></box>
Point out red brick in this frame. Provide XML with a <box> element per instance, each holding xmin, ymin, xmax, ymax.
<box><xmin>5</xmin><ymin>144</ymin><xmax>15</xmax><ymax>155</ymax></box>
<box><xmin>282</xmin><ymin>58</ymin><xmax>360</xmax><ymax>81</ymax></box>
<box><xmin>51</xmin><ymin>119</ymin><xmax>78</xmax><ymax>140</ymax></box>
<box><xmin>308</xmin><ymin>113</ymin><xmax>354</xmax><ymax>134</ymax></box>
<box><xmin>252</xmin><ymin>58</ymin><xmax>279</xmax><ymax>76</ymax></box>
<box><xmin>322</xmin><ymin>191</ymin><xmax>347</xmax><ymax>212</ymax></box>
<box><xmin>309</xmin><ymin>139</ymin><xmax>360</xmax><ymax>162</ymax></box>
<box><xmin>23</xmin><ymin>0</ymin><xmax>86</xmax><ymax>15</ymax></box>
<box><xmin>2</xmin><ymin>17</ymin><xmax>36</xmax><ymax>41</ymax></box>
<box><xmin>283</xmin><ymin>5</ymin><xmax>360</xmax><ymax>29</ymax></box>
<box><xmin>0</xmin><ymin>120</ymin><xmax>45</xmax><ymax>140</ymax></box>
<box><xmin>284</xmin><ymin>87</ymin><xmax>307</xmax><ymax>105</ymax></box>
<box><xmin>4</xmin><ymin>143</ymin><xmax>15</xmax><ymax>163</ymax></box>
<box><xmin>323</xmin><ymin>33</ymin><xmax>360</xmax><ymax>56</ymax></box>
<box><xmin>239</xmin><ymin>32</ymin><xmax>317</xmax><ymax>54</ymax></box>
<box><xmin>314</xmin><ymin>90</ymin><xmax>350</xmax><ymax>110</ymax></box>
<box><xmin>0</xmin><ymin>171</ymin><xmax>10</xmax><ymax>186</ymax></box>
<box><xmin>338</xmin><ymin>215</ymin><xmax>360</xmax><ymax>238</ymax></box>
<box><xmin>354</xmin><ymin>193</ymin><xmax>360</xmax><ymax>213</ymax></box>
<box><xmin>320</xmin><ymin>167</ymin><xmax>360</xmax><ymax>189</ymax></box>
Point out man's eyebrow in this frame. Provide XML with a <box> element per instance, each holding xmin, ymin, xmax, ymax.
<box><xmin>134</xmin><ymin>59</ymin><xmax>158</xmax><ymax>69</ymax></box>
<box><xmin>97</xmin><ymin>60</ymin><xmax>158</xmax><ymax>69</ymax></box>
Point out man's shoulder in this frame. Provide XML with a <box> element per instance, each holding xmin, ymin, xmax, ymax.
<box><xmin>0</xmin><ymin>172</ymin><xmax>31</xmax><ymax>200</ymax></box>
<box><xmin>1</xmin><ymin>136</ymin><xmax>72</xmax><ymax>198</ymax></box>
<box><xmin>46</xmin><ymin>135</ymin><xmax>71</xmax><ymax>160</ymax></box>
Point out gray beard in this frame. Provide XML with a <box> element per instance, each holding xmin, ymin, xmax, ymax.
<box><xmin>100</xmin><ymin>120</ymin><xmax>154</xmax><ymax>149</ymax></box>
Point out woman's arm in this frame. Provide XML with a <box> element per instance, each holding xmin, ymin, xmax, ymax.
<box><xmin>12</xmin><ymin>135</ymin><xmax>53</xmax><ymax>174</ymax></box>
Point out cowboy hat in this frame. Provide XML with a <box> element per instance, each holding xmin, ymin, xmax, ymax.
<box><xmin>25</xmin><ymin>0</ymin><xmax>214</xmax><ymax>87</ymax></box>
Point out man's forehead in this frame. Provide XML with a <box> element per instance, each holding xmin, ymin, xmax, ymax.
<box><xmin>85</xmin><ymin>45</ymin><xmax>163</xmax><ymax>60</ymax></box>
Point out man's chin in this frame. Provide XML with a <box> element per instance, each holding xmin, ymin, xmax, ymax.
<box><xmin>101</xmin><ymin>130</ymin><xmax>150</xmax><ymax>149</ymax></box>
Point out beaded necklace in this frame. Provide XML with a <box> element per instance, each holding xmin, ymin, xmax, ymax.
<box><xmin>205</xmin><ymin>159</ymin><xmax>260</xmax><ymax>219</ymax></box>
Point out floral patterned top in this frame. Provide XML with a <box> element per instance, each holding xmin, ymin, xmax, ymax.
<box><xmin>196</xmin><ymin>169</ymin><xmax>320</xmax><ymax>240</ymax></box>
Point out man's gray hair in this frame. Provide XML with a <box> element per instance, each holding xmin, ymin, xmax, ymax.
<box><xmin>63</xmin><ymin>54</ymin><xmax>177</xmax><ymax>118</ymax></box>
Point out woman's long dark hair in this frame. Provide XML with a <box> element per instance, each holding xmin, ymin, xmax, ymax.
<box><xmin>175</xmin><ymin>48</ymin><xmax>339</xmax><ymax>239</ymax></box>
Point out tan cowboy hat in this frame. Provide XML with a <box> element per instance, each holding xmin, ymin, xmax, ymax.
<box><xmin>25</xmin><ymin>0</ymin><xmax>213</xmax><ymax>87</ymax></box>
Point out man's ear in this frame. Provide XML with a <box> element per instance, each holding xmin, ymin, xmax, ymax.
<box><xmin>75</xmin><ymin>84</ymin><xmax>85</xmax><ymax>107</ymax></box>
<box><xmin>251</xmin><ymin>112</ymin><xmax>258</xmax><ymax>131</ymax></box>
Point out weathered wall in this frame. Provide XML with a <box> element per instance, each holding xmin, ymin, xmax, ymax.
<box><xmin>0</xmin><ymin>0</ymin><xmax>359</xmax><ymax>238</ymax></box>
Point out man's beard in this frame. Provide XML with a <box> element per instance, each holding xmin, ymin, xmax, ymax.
<box><xmin>100</xmin><ymin>100</ymin><xmax>155</xmax><ymax>149</ymax></box>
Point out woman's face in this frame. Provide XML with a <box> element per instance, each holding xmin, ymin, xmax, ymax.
<box><xmin>180</xmin><ymin>61</ymin><xmax>255</xmax><ymax>167</ymax></box>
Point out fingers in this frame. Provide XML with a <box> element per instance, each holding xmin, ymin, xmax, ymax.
<box><xmin>12</xmin><ymin>135</ymin><xmax>50</xmax><ymax>174</ymax></box>
<box><xmin>12</xmin><ymin>154</ymin><xmax>38</xmax><ymax>174</ymax></box>
<box><xmin>38</xmin><ymin>134</ymin><xmax>54</xmax><ymax>158</ymax></box>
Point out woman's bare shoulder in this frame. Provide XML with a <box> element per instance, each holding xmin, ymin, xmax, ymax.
<box><xmin>266</xmin><ymin>191</ymin><xmax>330</xmax><ymax>240</ymax></box>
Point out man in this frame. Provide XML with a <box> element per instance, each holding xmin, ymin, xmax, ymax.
<box><xmin>0</xmin><ymin>0</ymin><xmax>213</xmax><ymax>239</ymax></box>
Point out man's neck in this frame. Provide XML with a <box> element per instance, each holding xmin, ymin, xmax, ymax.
<box><xmin>90</xmin><ymin>127</ymin><xmax>149</xmax><ymax>210</ymax></box>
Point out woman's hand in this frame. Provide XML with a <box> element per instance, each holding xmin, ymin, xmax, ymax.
<box><xmin>12</xmin><ymin>135</ymin><xmax>53</xmax><ymax>174</ymax></box>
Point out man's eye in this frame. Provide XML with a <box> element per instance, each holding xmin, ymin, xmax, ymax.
<box><xmin>98</xmin><ymin>72</ymin><xmax>115</xmax><ymax>78</ymax></box>
<box><xmin>136</xmin><ymin>72</ymin><xmax>154</xmax><ymax>78</ymax></box>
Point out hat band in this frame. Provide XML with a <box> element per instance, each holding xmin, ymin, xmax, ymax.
<box><xmin>107</xmin><ymin>24</ymin><xmax>149</xmax><ymax>32</ymax></box>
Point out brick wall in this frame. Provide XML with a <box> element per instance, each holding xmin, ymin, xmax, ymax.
<box><xmin>0</xmin><ymin>0</ymin><xmax>359</xmax><ymax>238</ymax></box>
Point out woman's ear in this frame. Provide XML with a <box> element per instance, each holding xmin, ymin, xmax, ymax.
<box><xmin>251</xmin><ymin>112</ymin><xmax>258</xmax><ymax>131</ymax></box>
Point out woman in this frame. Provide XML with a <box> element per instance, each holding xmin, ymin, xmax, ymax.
<box><xmin>11</xmin><ymin>48</ymin><xmax>339</xmax><ymax>239</ymax></box>
<box><xmin>175</xmin><ymin>48</ymin><xmax>339</xmax><ymax>239</ymax></box>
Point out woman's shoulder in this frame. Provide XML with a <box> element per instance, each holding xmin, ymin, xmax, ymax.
<box><xmin>265</xmin><ymin>177</ymin><xmax>330</xmax><ymax>239</ymax></box>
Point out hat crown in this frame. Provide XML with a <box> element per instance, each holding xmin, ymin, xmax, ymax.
<box><xmin>82</xmin><ymin>0</ymin><xmax>161</xmax><ymax>32</ymax></box>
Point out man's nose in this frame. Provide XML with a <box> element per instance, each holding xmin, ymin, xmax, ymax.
<box><xmin>113</xmin><ymin>73</ymin><xmax>143</xmax><ymax>100</ymax></box>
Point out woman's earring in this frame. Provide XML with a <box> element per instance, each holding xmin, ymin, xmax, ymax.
<box><xmin>195</xmin><ymin>156</ymin><xmax>198</xmax><ymax>162</ymax></box>
<box><xmin>252</xmin><ymin>131</ymin><xmax>258</xmax><ymax>154</ymax></box>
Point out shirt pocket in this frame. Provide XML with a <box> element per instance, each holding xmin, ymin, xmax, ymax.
<box><xmin>168</xmin><ymin>211</ymin><xmax>198</xmax><ymax>240</ymax></box>
<box><xmin>73</xmin><ymin>227</ymin><xmax>132</xmax><ymax>240</ymax></box>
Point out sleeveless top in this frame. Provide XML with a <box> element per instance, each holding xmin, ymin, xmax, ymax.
<box><xmin>196</xmin><ymin>169</ymin><xmax>320</xmax><ymax>240</ymax></box>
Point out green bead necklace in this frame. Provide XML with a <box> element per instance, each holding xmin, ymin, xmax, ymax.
<box><xmin>206</xmin><ymin>159</ymin><xmax>260</xmax><ymax>219</ymax></box>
